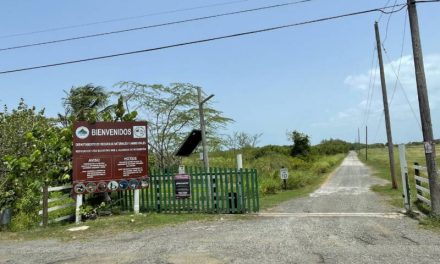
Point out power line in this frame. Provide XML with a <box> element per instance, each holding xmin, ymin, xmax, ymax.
<box><xmin>380</xmin><ymin>7</ymin><xmax>421</xmax><ymax>129</ymax></box>
<box><xmin>378</xmin><ymin>0</ymin><xmax>393</xmax><ymax>21</ymax></box>
<box><xmin>372</xmin><ymin>112</ymin><xmax>384</xmax><ymax>143</ymax></box>
<box><xmin>361</xmin><ymin>45</ymin><xmax>377</xmax><ymax>128</ymax></box>
<box><xmin>382</xmin><ymin>0</ymin><xmax>399</xmax><ymax>45</ymax></box>
<box><xmin>383</xmin><ymin>50</ymin><xmax>422</xmax><ymax>129</ymax></box>
<box><xmin>365</xmin><ymin>62</ymin><xmax>379</xmax><ymax>125</ymax></box>
<box><xmin>0</xmin><ymin>4</ymin><xmax>408</xmax><ymax>75</ymax></box>
<box><xmin>0</xmin><ymin>0</ymin><xmax>313</xmax><ymax>52</ymax></box>
<box><xmin>0</xmin><ymin>0</ymin><xmax>255</xmax><ymax>39</ymax></box>
<box><xmin>387</xmin><ymin>9</ymin><xmax>408</xmax><ymax>105</ymax></box>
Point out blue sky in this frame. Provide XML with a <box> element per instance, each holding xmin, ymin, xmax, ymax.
<box><xmin>1</xmin><ymin>0</ymin><xmax>439</xmax><ymax>145</ymax></box>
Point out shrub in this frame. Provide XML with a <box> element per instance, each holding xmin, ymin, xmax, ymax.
<box><xmin>260</xmin><ymin>177</ymin><xmax>280</xmax><ymax>195</ymax></box>
<box><xmin>311</xmin><ymin>161</ymin><xmax>331</xmax><ymax>174</ymax></box>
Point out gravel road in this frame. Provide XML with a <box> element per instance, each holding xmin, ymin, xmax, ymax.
<box><xmin>1</xmin><ymin>152</ymin><xmax>440</xmax><ymax>264</ymax></box>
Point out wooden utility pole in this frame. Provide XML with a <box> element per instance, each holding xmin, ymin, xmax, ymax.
<box><xmin>375</xmin><ymin>22</ymin><xmax>398</xmax><ymax>189</ymax></box>
<box><xmin>358</xmin><ymin>128</ymin><xmax>360</xmax><ymax>154</ymax></box>
<box><xmin>407</xmin><ymin>0</ymin><xmax>440</xmax><ymax>215</ymax></box>
<box><xmin>366</xmin><ymin>126</ymin><xmax>368</xmax><ymax>161</ymax></box>
<box><xmin>197</xmin><ymin>87</ymin><xmax>213</xmax><ymax>171</ymax></box>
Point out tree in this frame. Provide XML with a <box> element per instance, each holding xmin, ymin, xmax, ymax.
<box><xmin>0</xmin><ymin>100</ymin><xmax>43</xmax><ymax>181</ymax></box>
<box><xmin>289</xmin><ymin>130</ymin><xmax>311</xmax><ymax>157</ymax></box>
<box><xmin>225</xmin><ymin>132</ymin><xmax>263</xmax><ymax>150</ymax></box>
<box><xmin>1</xmin><ymin>101</ymin><xmax>71</xmax><ymax>229</ymax></box>
<box><xmin>117</xmin><ymin>82</ymin><xmax>233</xmax><ymax>168</ymax></box>
<box><xmin>313</xmin><ymin>139</ymin><xmax>352</xmax><ymax>155</ymax></box>
<box><xmin>62</xmin><ymin>84</ymin><xmax>110</xmax><ymax>122</ymax></box>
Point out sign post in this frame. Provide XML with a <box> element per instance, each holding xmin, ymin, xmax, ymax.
<box><xmin>75</xmin><ymin>194</ymin><xmax>83</xmax><ymax>224</ymax></box>
<box><xmin>280</xmin><ymin>167</ymin><xmax>289</xmax><ymax>190</ymax></box>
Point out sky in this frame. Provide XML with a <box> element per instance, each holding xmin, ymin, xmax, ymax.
<box><xmin>0</xmin><ymin>0</ymin><xmax>439</xmax><ymax>146</ymax></box>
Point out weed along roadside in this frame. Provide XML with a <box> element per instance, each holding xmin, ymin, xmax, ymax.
<box><xmin>359</xmin><ymin>144</ymin><xmax>440</xmax><ymax>231</ymax></box>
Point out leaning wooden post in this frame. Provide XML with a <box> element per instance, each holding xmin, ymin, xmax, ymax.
<box><xmin>42</xmin><ymin>184</ymin><xmax>49</xmax><ymax>227</ymax></box>
<box><xmin>75</xmin><ymin>194</ymin><xmax>83</xmax><ymax>224</ymax></box>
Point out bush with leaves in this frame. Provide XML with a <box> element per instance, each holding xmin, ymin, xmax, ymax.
<box><xmin>288</xmin><ymin>130</ymin><xmax>311</xmax><ymax>158</ymax></box>
<box><xmin>2</xmin><ymin>111</ymin><xmax>72</xmax><ymax>230</ymax></box>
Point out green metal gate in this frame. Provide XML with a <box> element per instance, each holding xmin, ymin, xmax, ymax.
<box><xmin>117</xmin><ymin>167</ymin><xmax>259</xmax><ymax>213</ymax></box>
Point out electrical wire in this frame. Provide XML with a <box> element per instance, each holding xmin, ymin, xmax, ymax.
<box><xmin>365</xmin><ymin>60</ymin><xmax>380</xmax><ymax>127</ymax></box>
<box><xmin>372</xmin><ymin>112</ymin><xmax>385</xmax><ymax>143</ymax></box>
<box><xmin>0</xmin><ymin>0</ymin><xmax>313</xmax><ymax>52</ymax></box>
<box><xmin>383</xmin><ymin>51</ymin><xmax>422</xmax><ymax>129</ymax></box>
<box><xmin>382</xmin><ymin>0</ymin><xmax>399</xmax><ymax>45</ymax></box>
<box><xmin>0</xmin><ymin>0</ymin><xmax>256</xmax><ymax>39</ymax></box>
<box><xmin>378</xmin><ymin>0</ymin><xmax>393</xmax><ymax>21</ymax></box>
<box><xmin>387</xmin><ymin>9</ymin><xmax>408</xmax><ymax>105</ymax></box>
<box><xmin>0</xmin><ymin>4</ymin><xmax>408</xmax><ymax>75</ymax></box>
<box><xmin>361</xmin><ymin>46</ymin><xmax>377</xmax><ymax>128</ymax></box>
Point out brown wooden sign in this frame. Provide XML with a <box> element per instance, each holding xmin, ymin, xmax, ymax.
<box><xmin>72</xmin><ymin>121</ymin><xmax>148</xmax><ymax>194</ymax></box>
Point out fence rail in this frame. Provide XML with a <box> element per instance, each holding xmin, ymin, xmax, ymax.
<box><xmin>40</xmin><ymin>184</ymin><xmax>75</xmax><ymax>226</ymax></box>
<box><xmin>413</xmin><ymin>163</ymin><xmax>431</xmax><ymax>207</ymax></box>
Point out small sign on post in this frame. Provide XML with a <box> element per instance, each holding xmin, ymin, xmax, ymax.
<box><xmin>178</xmin><ymin>165</ymin><xmax>186</xmax><ymax>175</ymax></box>
<box><xmin>280</xmin><ymin>167</ymin><xmax>288</xmax><ymax>190</ymax></box>
<box><xmin>175</xmin><ymin>174</ymin><xmax>191</xmax><ymax>199</ymax></box>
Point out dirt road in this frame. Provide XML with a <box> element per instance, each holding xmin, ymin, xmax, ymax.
<box><xmin>1</xmin><ymin>152</ymin><xmax>439</xmax><ymax>263</ymax></box>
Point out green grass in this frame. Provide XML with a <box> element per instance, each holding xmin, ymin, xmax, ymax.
<box><xmin>359</xmin><ymin>145</ymin><xmax>440</xmax><ymax>231</ymax></box>
<box><xmin>0</xmin><ymin>212</ymin><xmax>223</xmax><ymax>241</ymax></box>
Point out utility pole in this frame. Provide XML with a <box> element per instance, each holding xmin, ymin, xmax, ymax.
<box><xmin>366</xmin><ymin>126</ymin><xmax>368</xmax><ymax>161</ymax></box>
<box><xmin>358</xmin><ymin>128</ymin><xmax>360</xmax><ymax>154</ymax></box>
<box><xmin>407</xmin><ymin>0</ymin><xmax>440</xmax><ymax>215</ymax></box>
<box><xmin>197</xmin><ymin>87</ymin><xmax>214</xmax><ymax>171</ymax></box>
<box><xmin>375</xmin><ymin>22</ymin><xmax>398</xmax><ymax>189</ymax></box>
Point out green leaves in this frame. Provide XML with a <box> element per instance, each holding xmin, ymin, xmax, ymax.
<box><xmin>1</xmin><ymin>100</ymin><xmax>73</xmax><ymax>229</ymax></box>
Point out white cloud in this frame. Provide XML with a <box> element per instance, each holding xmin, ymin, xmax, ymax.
<box><xmin>318</xmin><ymin>53</ymin><xmax>440</xmax><ymax>142</ymax></box>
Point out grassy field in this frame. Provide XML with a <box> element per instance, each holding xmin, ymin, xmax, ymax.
<box><xmin>0</xmin><ymin>213</ymin><xmax>225</xmax><ymax>241</ymax></box>
<box><xmin>359</xmin><ymin>145</ymin><xmax>440</xmax><ymax>231</ymax></box>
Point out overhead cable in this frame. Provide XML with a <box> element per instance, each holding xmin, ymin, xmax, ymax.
<box><xmin>0</xmin><ymin>4</ymin><xmax>408</xmax><ymax>75</ymax></box>
<box><xmin>0</xmin><ymin>0</ymin><xmax>313</xmax><ymax>52</ymax></box>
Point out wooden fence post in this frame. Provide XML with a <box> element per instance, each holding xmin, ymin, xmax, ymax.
<box><xmin>42</xmin><ymin>184</ymin><xmax>49</xmax><ymax>227</ymax></box>
<box><xmin>156</xmin><ymin>177</ymin><xmax>161</xmax><ymax>213</ymax></box>
<box><xmin>398</xmin><ymin>144</ymin><xmax>411</xmax><ymax>211</ymax></box>
<box><xmin>414</xmin><ymin>162</ymin><xmax>422</xmax><ymax>198</ymax></box>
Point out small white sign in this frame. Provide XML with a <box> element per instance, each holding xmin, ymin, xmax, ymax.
<box><xmin>178</xmin><ymin>165</ymin><xmax>186</xmax><ymax>174</ymax></box>
<box><xmin>424</xmin><ymin>141</ymin><xmax>433</xmax><ymax>154</ymax></box>
<box><xmin>280</xmin><ymin>168</ymin><xmax>289</xmax><ymax>180</ymax></box>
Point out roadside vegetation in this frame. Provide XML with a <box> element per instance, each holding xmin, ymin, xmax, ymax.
<box><xmin>1</xmin><ymin>83</ymin><xmax>354</xmax><ymax>237</ymax></box>
<box><xmin>359</xmin><ymin>145</ymin><xmax>440</xmax><ymax>231</ymax></box>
